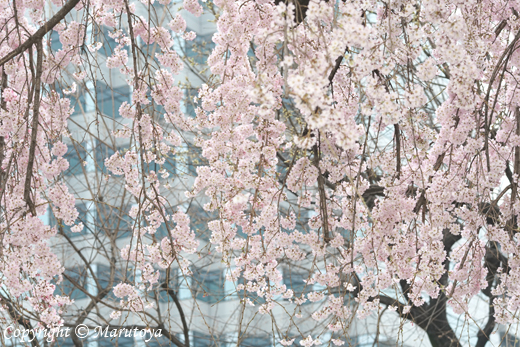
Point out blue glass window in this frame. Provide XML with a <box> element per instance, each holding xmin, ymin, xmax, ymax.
<box><xmin>187</xmin><ymin>145</ymin><xmax>203</xmax><ymax>176</ymax></box>
<box><xmin>150</xmin><ymin>155</ymin><xmax>176</xmax><ymax>179</ymax></box>
<box><xmin>193</xmin><ymin>331</ymin><xmax>220</xmax><ymax>347</ymax></box>
<box><xmin>54</xmin><ymin>337</ymin><xmax>75</xmax><ymax>346</ymax></box>
<box><xmin>64</xmin><ymin>143</ymin><xmax>87</xmax><ymax>176</ymax></box>
<box><xmin>240</xmin><ymin>336</ymin><xmax>272</xmax><ymax>347</ymax></box>
<box><xmin>186</xmin><ymin>204</ymin><xmax>217</xmax><ymax>241</ymax></box>
<box><xmin>98</xmin><ymin>336</ymin><xmax>134</xmax><ymax>347</ymax></box>
<box><xmin>184</xmin><ymin>32</ymin><xmax>215</xmax><ymax>67</ymax></box>
<box><xmin>51</xmin><ymin>83</ymin><xmax>87</xmax><ymax>116</ymax></box>
<box><xmin>352</xmin><ymin>334</ymin><xmax>395</xmax><ymax>347</ymax></box>
<box><xmin>97</xmin><ymin>264</ymin><xmax>132</xmax><ymax>301</ymax></box>
<box><xmin>184</xmin><ymin>88</ymin><xmax>199</xmax><ymax>119</ymax></box>
<box><xmin>235</xmin><ymin>224</ymin><xmax>247</xmax><ymax>239</ymax></box>
<box><xmin>64</xmin><ymin>202</ymin><xmax>91</xmax><ymax>236</ymax></box>
<box><xmin>146</xmin><ymin>335</ymin><xmax>177</xmax><ymax>347</ymax></box>
<box><xmin>501</xmin><ymin>334</ymin><xmax>520</xmax><ymax>347</ymax></box>
<box><xmin>94</xmin><ymin>143</ymin><xmax>117</xmax><ymax>174</ymax></box>
<box><xmin>96</xmin><ymin>25</ymin><xmax>119</xmax><ymax>58</ymax></box>
<box><xmin>49</xmin><ymin>30</ymin><xmax>62</xmax><ymax>51</ymax></box>
<box><xmin>155</xmin><ymin>206</ymin><xmax>175</xmax><ymax>240</ymax></box>
<box><xmin>55</xmin><ymin>266</ymin><xmax>88</xmax><ymax>301</ymax></box>
<box><xmin>276</xmin><ymin>156</ymin><xmax>289</xmax><ymax>182</ymax></box>
<box><xmin>191</xmin><ymin>269</ymin><xmax>225</xmax><ymax>304</ymax></box>
<box><xmin>151</xmin><ymin>102</ymin><xmax>165</xmax><ymax>118</ymax></box>
<box><xmin>283</xmin><ymin>269</ymin><xmax>312</xmax><ymax>303</ymax></box>
<box><xmin>50</xmin><ymin>201</ymin><xmax>91</xmax><ymax>238</ymax></box>
<box><xmin>154</xmin><ymin>202</ymin><xmax>217</xmax><ymax>240</ymax></box>
<box><xmin>162</xmin><ymin>155</ymin><xmax>176</xmax><ymax>177</ymax></box>
<box><xmin>96</xmin><ymin>203</ymin><xmax>133</xmax><ymax>238</ymax></box>
<box><xmin>236</xmin><ymin>276</ymin><xmax>265</xmax><ymax>305</ymax></box>
<box><xmin>280</xmin><ymin>207</ymin><xmax>309</xmax><ymax>234</ymax></box>
<box><xmin>95</xmin><ymin>80</ymin><xmax>130</xmax><ymax>118</ymax></box>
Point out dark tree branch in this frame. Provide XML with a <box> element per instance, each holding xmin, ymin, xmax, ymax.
<box><xmin>161</xmin><ymin>281</ymin><xmax>190</xmax><ymax>347</ymax></box>
<box><xmin>476</xmin><ymin>302</ymin><xmax>495</xmax><ymax>347</ymax></box>
<box><xmin>482</xmin><ymin>29</ymin><xmax>520</xmax><ymax>171</ymax></box>
<box><xmin>347</xmin><ymin>226</ymin><xmax>464</xmax><ymax>347</ymax></box>
<box><xmin>476</xmin><ymin>243</ymin><xmax>502</xmax><ymax>347</ymax></box>
<box><xmin>23</xmin><ymin>40</ymin><xmax>43</xmax><ymax>215</ymax></box>
<box><xmin>312</xmin><ymin>133</ymin><xmax>330</xmax><ymax>242</ymax></box>
<box><xmin>328</xmin><ymin>50</ymin><xmax>347</xmax><ymax>85</ymax></box>
<box><xmin>514</xmin><ymin>107</ymin><xmax>520</xmax><ymax>204</ymax></box>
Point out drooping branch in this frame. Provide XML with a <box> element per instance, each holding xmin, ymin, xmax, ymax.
<box><xmin>161</xmin><ymin>280</ymin><xmax>190</xmax><ymax>347</ymax></box>
<box><xmin>312</xmin><ymin>132</ymin><xmax>330</xmax><ymax>242</ymax></box>
<box><xmin>514</xmin><ymin>106</ymin><xmax>520</xmax><ymax>204</ymax></box>
<box><xmin>482</xmin><ymin>29</ymin><xmax>520</xmax><ymax>171</ymax></box>
<box><xmin>0</xmin><ymin>69</ymin><xmax>7</xmax><ymax>197</ymax></box>
<box><xmin>23</xmin><ymin>40</ymin><xmax>43</xmax><ymax>215</ymax></box>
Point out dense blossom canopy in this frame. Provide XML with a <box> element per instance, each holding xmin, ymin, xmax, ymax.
<box><xmin>1</xmin><ymin>0</ymin><xmax>520</xmax><ymax>345</ymax></box>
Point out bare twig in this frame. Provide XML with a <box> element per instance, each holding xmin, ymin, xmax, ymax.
<box><xmin>394</xmin><ymin>124</ymin><xmax>401</xmax><ymax>178</ymax></box>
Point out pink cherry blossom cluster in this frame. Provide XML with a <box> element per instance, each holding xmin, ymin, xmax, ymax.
<box><xmin>5</xmin><ymin>0</ymin><xmax>520</xmax><ymax>343</ymax></box>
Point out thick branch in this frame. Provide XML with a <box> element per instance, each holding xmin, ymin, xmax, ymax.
<box><xmin>476</xmin><ymin>243</ymin><xmax>502</xmax><ymax>347</ymax></box>
<box><xmin>475</xmin><ymin>302</ymin><xmax>495</xmax><ymax>347</ymax></box>
<box><xmin>374</xmin><ymin>293</ymin><xmax>461</xmax><ymax>347</ymax></box>
<box><xmin>161</xmin><ymin>281</ymin><xmax>190</xmax><ymax>347</ymax></box>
